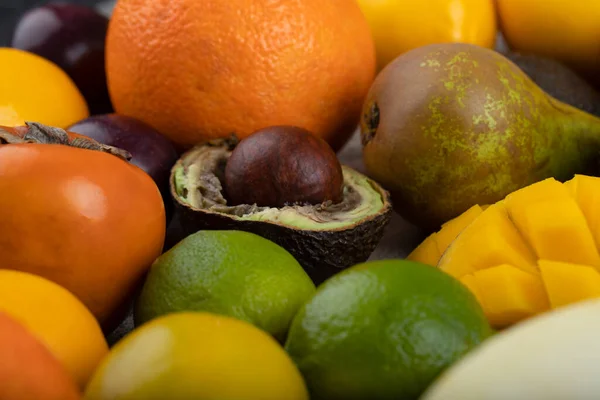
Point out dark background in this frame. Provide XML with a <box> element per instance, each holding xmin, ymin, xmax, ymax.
<box><xmin>0</xmin><ymin>0</ymin><xmax>103</xmax><ymax>46</ymax></box>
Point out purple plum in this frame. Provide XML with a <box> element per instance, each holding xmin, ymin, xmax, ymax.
<box><xmin>68</xmin><ymin>114</ymin><xmax>179</xmax><ymax>220</ymax></box>
<box><xmin>11</xmin><ymin>3</ymin><xmax>112</xmax><ymax>114</ymax></box>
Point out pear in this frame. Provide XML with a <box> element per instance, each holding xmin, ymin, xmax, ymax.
<box><xmin>360</xmin><ymin>43</ymin><xmax>600</xmax><ymax>231</ymax></box>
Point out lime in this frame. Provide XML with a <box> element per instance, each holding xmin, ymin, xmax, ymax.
<box><xmin>84</xmin><ymin>312</ymin><xmax>309</xmax><ymax>400</ymax></box>
<box><xmin>284</xmin><ymin>259</ymin><xmax>493</xmax><ymax>400</ymax></box>
<box><xmin>135</xmin><ymin>230</ymin><xmax>316</xmax><ymax>340</ymax></box>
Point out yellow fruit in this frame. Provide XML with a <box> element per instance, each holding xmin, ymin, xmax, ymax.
<box><xmin>84</xmin><ymin>312</ymin><xmax>309</xmax><ymax>400</ymax></box>
<box><xmin>407</xmin><ymin>204</ymin><xmax>484</xmax><ymax>265</ymax></box>
<box><xmin>0</xmin><ymin>105</ymin><xmax>25</xmax><ymax>126</ymax></box>
<box><xmin>356</xmin><ymin>0</ymin><xmax>497</xmax><ymax>70</ymax></box>
<box><xmin>496</xmin><ymin>0</ymin><xmax>600</xmax><ymax>78</ymax></box>
<box><xmin>0</xmin><ymin>48</ymin><xmax>88</xmax><ymax>128</ymax></box>
<box><xmin>0</xmin><ymin>269</ymin><xmax>108</xmax><ymax>388</ymax></box>
<box><xmin>430</xmin><ymin>175</ymin><xmax>600</xmax><ymax>328</ymax></box>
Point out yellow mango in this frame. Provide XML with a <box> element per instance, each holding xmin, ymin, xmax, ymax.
<box><xmin>539</xmin><ymin>259</ymin><xmax>600</xmax><ymax>309</ymax></box>
<box><xmin>435</xmin><ymin>204</ymin><xmax>484</xmax><ymax>257</ymax></box>
<box><xmin>408</xmin><ymin>204</ymin><xmax>484</xmax><ymax>266</ymax></box>
<box><xmin>507</xmin><ymin>197</ymin><xmax>600</xmax><ymax>268</ymax></box>
<box><xmin>406</xmin><ymin>233</ymin><xmax>441</xmax><ymax>266</ymax></box>
<box><xmin>438</xmin><ymin>204</ymin><xmax>538</xmax><ymax>278</ymax></box>
<box><xmin>472</xmin><ymin>265</ymin><xmax>549</xmax><ymax>328</ymax></box>
<box><xmin>565</xmin><ymin>175</ymin><xmax>600</xmax><ymax>251</ymax></box>
<box><xmin>459</xmin><ymin>274</ymin><xmax>485</xmax><ymax>306</ymax></box>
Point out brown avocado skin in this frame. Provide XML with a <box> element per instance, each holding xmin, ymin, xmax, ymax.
<box><xmin>170</xmin><ymin>164</ymin><xmax>392</xmax><ymax>286</ymax></box>
<box><xmin>361</xmin><ymin>43</ymin><xmax>600</xmax><ymax>231</ymax></box>
<box><xmin>506</xmin><ymin>52</ymin><xmax>600</xmax><ymax>118</ymax></box>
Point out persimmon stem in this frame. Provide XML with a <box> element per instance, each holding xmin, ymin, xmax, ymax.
<box><xmin>0</xmin><ymin>122</ymin><xmax>132</xmax><ymax>161</ymax></box>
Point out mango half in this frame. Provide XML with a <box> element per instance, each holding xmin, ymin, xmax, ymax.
<box><xmin>408</xmin><ymin>175</ymin><xmax>600</xmax><ymax>329</ymax></box>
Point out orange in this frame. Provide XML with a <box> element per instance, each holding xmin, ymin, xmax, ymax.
<box><xmin>0</xmin><ymin>48</ymin><xmax>89</xmax><ymax>128</ymax></box>
<box><xmin>496</xmin><ymin>0</ymin><xmax>600</xmax><ymax>79</ymax></box>
<box><xmin>356</xmin><ymin>0</ymin><xmax>497</xmax><ymax>70</ymax></box>
<box><xmin>105</xmin><ymin>0</ymin><xmax>375</xmax><ymax>151</ymax></box>
<box><xmin>0</xmin><ymin>269</ymin><xmax>108</xmax><ymax>388</ymax></box>
<box><xmin>0</xmin><ymin>311</ymin><xmax>81</xmax><ymax>400</ymax></box>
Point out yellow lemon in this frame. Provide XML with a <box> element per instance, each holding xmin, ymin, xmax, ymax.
<box><xmin>85</xmin><ymin>312</ymin><xmax>309</xmax><ymax>400</ymax></box>
<box><xmin>0</xmin><ymin>48</ymin><xmax>89</xmax><ymax>128</ymax></box>
<box><xmin>357</xmin><ymin>0</ymin><xmax>497</xmax><ymax>70</ymax></box>
<box><xmin>0</xmin><ymin>269</ymin><xmax>108</xmax><ymax>388</ymax></box>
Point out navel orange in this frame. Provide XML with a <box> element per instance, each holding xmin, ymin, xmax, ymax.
<box><xmin>105</xmin><ymin>0</ymin><xmax>376</xmax><ymax>151</ymax></box>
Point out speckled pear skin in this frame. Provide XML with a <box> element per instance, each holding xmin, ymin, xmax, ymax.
<box><xmin>361</xmin><ymin>43</ymin><xmax>600</xmax><ymax>231</ymax></box>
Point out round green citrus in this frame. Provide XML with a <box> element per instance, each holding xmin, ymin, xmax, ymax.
<box><xmin>84</xmin><ymin>312</ymin><xmax>309</xmax><ymax>400</ymax></box>
<box><xmin>135</xmin><ymin>230</ymin><xmax>316</xmax><ymax>341</ymax></box>
<box><xmin>284</xmin><ymin>259</ymin><xmax>493</xmax><ymax>400</ymax></box>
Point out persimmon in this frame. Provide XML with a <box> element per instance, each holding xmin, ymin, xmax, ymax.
<box><xmin>0</xmin><ymin>123</ymin><xmax>165</xmax><ymax>330</ymax></box>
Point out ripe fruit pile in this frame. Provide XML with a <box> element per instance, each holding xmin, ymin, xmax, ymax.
<box><xmin>2</xmin><ymin>0</ymin><xmax>600</xmax><ymax>398</ymax></box>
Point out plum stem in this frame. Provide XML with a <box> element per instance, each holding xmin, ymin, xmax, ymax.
<box><xmin>0</xmin><ymin>122</ymin><xmax>132</xmax><ymax>161</ymax></box>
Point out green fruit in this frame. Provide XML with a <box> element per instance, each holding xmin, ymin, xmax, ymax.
<box><xmin>360</xmin><ymin>43</ymin><xmax>600</xmax><ymax>231</ymax></box>
<box><xmin>135</xmin><ymin>230</ymin><xmax>316</xmax><ymax>341</ymax></box>
<box><xmin>284</xmin><ymin>259</ymin><xmax>493</xmax><ymax>400</ymax></box>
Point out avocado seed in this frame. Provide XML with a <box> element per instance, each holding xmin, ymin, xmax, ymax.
<box><xmin>224</xmin><ymin>126</ymin><xmax>344</xmax><ymax>207</ymax></box>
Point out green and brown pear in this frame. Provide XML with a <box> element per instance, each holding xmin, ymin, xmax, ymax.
<box><xmin>361</xmin><ymin>43</ymin><xmax>600</xmax><ymax>231</ymax></box>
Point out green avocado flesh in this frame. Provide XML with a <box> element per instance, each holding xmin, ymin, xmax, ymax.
<box><xmin>173</xmin><ymin>143</ymin><xmax>386</xmax><ymax>231</ymax></box>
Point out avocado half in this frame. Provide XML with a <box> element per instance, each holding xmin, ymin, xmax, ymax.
<box><xmin>170</xmin><ymin>137</ymin><xmax>392</xmax><ymax>284</ymax></box>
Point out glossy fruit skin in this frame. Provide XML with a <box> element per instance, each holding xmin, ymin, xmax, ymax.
<box><xmin>11</xmin><ymin>3</ymin><xmax>112</xmax><ymax>115</ymax></box>
<box><xmin>0</xmin><ymin>269</ymin><xmax>108</xmax><ymax>389</ymax></box>
<box><xmin>0</xmin><ymin>48</ymin><xmax>89</xmax><ymax>129</ymax></box>
<box><xmin>497</xmin><ymin>0</ymin><xmax>600</xmax><ymax>87</ymax></box>
<box><xmin>356</xmin><ymin>0</ymin><xmax>497</xmax><ymax>70</ymax></box>
<box><xmin>106</xmin><ymin>0</ymin><xmax>376</xmax><ymax>151</ymax></box>
<box><xmin>85</xmin><ymin>312</ymin><xmax>309</xmax><ymax>400</ymax></box>
<box><xmin>225</xmin><ymin>126</ymin><xmax>344</xmax><ymax>207</ymax></box>
<box><xmin>68</xmin><ymin>114</ymin><xmax>179</xmax><ymax>221</ymax></box>
<box><xmin>0</xmin><ymin>312</ymin><xmax>81</xmax><ymax>400</ymax></box>
<box><xmin>0</xmin><ymin>141</ymin><xmax>166</xmax><ymax>330</ymax></box>
<box><xmin>284</xmin><ymin>260</ymin><xmax>492</xmax><ymax>400</ymax></box>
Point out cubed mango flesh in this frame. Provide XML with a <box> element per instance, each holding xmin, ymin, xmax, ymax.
<box><xmin>407</xmin><ymin>204</ymin><xmax>484</xmax><ymax>266</ymax></box>
<box><xmin>438</xmin><ymin>204</ymin><xmax>538</xmax><ymax>278</ymax></box>
<box><xmin>539</xmin><ymin>259</ymin><xmax>600</xmax><ymax>309</ymax></box>
<box><xmin>435</xmin><ymin>204</ymin><xmax>484</xmax><ymax>256</ymax></box>
<box><xmin>507</xmin><ymin>197</ymin><xmax>600</xmax><ymax>268</ymax></box>
<box><xmin>406</xmin><ymin>233</ymin><xmax>441</xmax><ymax>266</ymax></box>
<box><xmin>565</xmin><ymin>175</ymin><xmax>600</xmax><ymax>251</ymax></box>
<box><xmin>459</xmin><ymin>274</ymin><xmax>485</xmax><ymax>306</ymax></box>
<box><xmin>471</xmin><ymin>265</ymin><xmax>549</xmax><ymax>329</ymax></box>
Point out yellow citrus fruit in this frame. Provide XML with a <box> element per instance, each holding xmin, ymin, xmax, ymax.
<box><xmin>0</xmin><ymin>269</ymin><xmax>108</xmax><ymax>388</ymax></box>
<box><xmin>0</xmin><ymin>48</ymin><xmax>89</xmax><ymax>128</ymax></box>
<box><xmin>356</xmin><ymin>0</ymin><xmax>497</xmax><ymax>70</ymax></box>
<box><xmin>496</xmin><ymin>0</ymin><xmax>600</xmax><ymax>77</ymax></box>
<box><xmin>0</xmin><ymin>105</ymin><xmax>25</xmax><ymax>126</ymax></box>
<box><xmin>85</xmin><ymin>312</ymin><xmax>309</xmax><ymax>400</ymax></box>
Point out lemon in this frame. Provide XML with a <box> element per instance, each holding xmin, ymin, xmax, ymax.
<box><xmin>0</xmin><ymin>48</ymin><xmax>89</xmax><ymax>128</ymax></box>
<box><xmin>135</xmin><ymin>230</ymin><xmax>316</xmax><ymax>340</ymax></box>
<box><xmin>84</xmin><ymin>312</ymin><xmax>309</xmax><ymax>400</ymax></box>
<box><xmin>0</xmin><ymin>269</ymin><xmax>108</xmax><ymax>388</ymax></box>
<box><xmin>356</xmin><ymin>0</ymin><xmax>497</xmax><ymax>70</ymax></box>
<box><xmin>284</xmin><ymin>259</ymin><xmax>493</xmax><ymax>400</ymax></box>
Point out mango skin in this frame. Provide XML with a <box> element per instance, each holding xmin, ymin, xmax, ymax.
<box><xmin>360</xmin><ymin>43</ymin><xmax>600</xmax><ymax>230</ymax></box>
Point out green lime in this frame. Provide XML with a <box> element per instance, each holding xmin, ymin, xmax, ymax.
<box><xmin>135</xmin><ymin>230</ymin><xmax>316</xmax><ymax>341</ymax></box>
<box><xmin>284</xmin><ymin>259</ymin><xmax>493</xmax><ymax>400</ymax></box>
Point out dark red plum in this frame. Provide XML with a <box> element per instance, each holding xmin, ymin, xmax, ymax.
<box><xmin>68</xmin><ymin>114</ymin><xmax>179</xmax><ymax>221</ymax></box>
<box><xmin>11</xmin><ymin>3</ymin><xmax>112</xmax><ymax>114</ymax></box>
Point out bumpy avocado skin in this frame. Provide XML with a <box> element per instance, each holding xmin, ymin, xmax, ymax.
<box><xmin>170</xmin><ymin>166</ymin><xmax>392</xmax><ymax>285</ymax></box>
<box><xmin>361</xmin><ymin>43</ymin><xmax>600</xmax><ymax>231</ymax></box>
